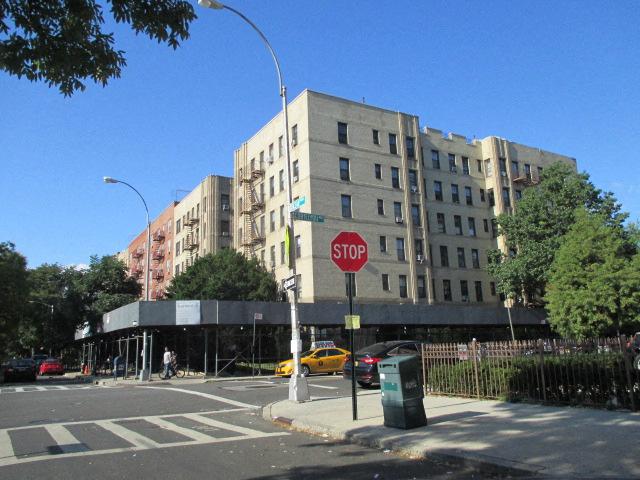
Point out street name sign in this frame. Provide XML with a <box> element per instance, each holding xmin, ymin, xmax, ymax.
<box><xmin>288</xmin><ymin>196</ymin><xmax>306</xmax><ymax>212</ymax></box>
<box><xmin>292</xmin><ymin>211</ymin><xmax>325</xmax><ymax>223</ymax></box>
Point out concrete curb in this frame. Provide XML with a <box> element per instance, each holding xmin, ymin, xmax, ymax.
<box><xmin>261</xmin><ymin>400</ymin><xmax>542</xmax><ymax>478</ymax></box>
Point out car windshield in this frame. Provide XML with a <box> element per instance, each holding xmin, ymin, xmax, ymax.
<box><xmin>15</xmin><ymin>359</ymin><xmax>34</xmax><ymax>367</ymax></box>
<box><xmin>300</xmin><ymin>350</ymin><xmax>314</xmax><ymax>358</ymax></box>
<box><xmin>356</xmin><ymin>342</ymin><xmax>394</xmax><ymax>356</ymax></box>
<box><xmin>45</xmin><ymin>359</ymin><xmax>59</xmax><ymax>364</ymax></box>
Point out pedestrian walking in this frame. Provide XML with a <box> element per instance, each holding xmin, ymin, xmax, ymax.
<box><xmin>112</xmin><ymin>355</ymin><xmax>121</xmax><ymax>380</ymax></box>
<box><xmin>162</xmin><ymin>347</ymin><xmax>172</xmax><ymax>379</ymax></box>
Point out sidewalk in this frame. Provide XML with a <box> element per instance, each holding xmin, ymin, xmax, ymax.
<box><xmin>263</xmin><ymin>391</ymin><xmax>640</xmax><ymax>479</ymax></box>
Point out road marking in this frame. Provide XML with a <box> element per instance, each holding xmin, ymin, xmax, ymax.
<box><xmin>0</xmin><ymin>429</ymin><xmax>13</xmax><ymax>461</ymax></box>
<box><xmin>181</xmin><ymin>413</ymin><xmax>282</xmax><ymax>438</ymax></box>
<box><xmin>13</xmin><ymin>387</ymin><xmax>24</xmax><ymax>393</ymax></box>
<box><xmin>308</xmin><ymin>384</ymin><xmax>339</xmax><ymax>390</ymax></box>
<box><xmin>35</xmin><ymin>386</ymin><xmax>47</xmax><ymax>391</ymax></box>
<box><xmin>0</xmin><ymin>385</ymin><xmax>96</xmax><ymax>394</ymax></box>
<box><xmin>139</xmin><ymin>386</ymin><xmax>260</xmax><ymax>409</ymax></box>
<box><xmin>43</xmin><ymin>425</ymin><xmax>83</xmax><ymax>453</ymax></box>
<box><xmin>95</xmin><ymin>420</ymin><xmax>161</xmax><ymax>449</ymax></box>
<box><xmin>144</xmin><ymin>417</ymin><xmax>214</xmax><ymax>443</ymax></box>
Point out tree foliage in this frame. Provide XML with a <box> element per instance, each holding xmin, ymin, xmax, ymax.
<box><xmin>167</xmin><ymin>249</ymin><xmax>279</xmax><ymax>302</ymax></box>
<box><xmin>0</xmin><ymin>242</ymin><xmax>29</xmax><ymax>358</ymax></box>
<box><xmin>545</xmin><ymin>208</ymin><xmax>640</xmax><ymax>338</ymax></box>
<box><xmin>0</xmin><ymin>0</ymin><xmax>196</xmax><ymax>95</ymax></box>
<box><xmin>487</xmin><ymin>162</ymin><xmax>624</xmax><ymax>304</ymax></box>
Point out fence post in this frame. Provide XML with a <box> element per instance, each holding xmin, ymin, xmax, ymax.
<box><xmin>471</xmin><ymin>339</ymin><xmax>481</xmax><ymax>399</ymax></box>
<box><xmin>620</xmin><ymin>335</ymin><xmax>637</xmax><ymax>412</ymax></box>
<box><xmin>538</xmin><ymin>339</ymin><xmax>547</xmax><ymax>403</ymax></box>
<box><xmin>421</xmin><ymin>343</ymin><xmax>428</xmax><ymax>397</ymax></box>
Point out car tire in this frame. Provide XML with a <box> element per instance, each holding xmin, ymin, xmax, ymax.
<box><xmin>357</xmin><ymin>381</ymin><xmax>371</xmax><ymax>389</ymax></box>
<box><xmin>301</xmin><ymin>365</ymin><xmax>310</xmax><ymax>377</ymax></box>
<box><xmin>634</xmin><ymin>354</ymin><xmax>640</xmax><ymax>371</ymax></box>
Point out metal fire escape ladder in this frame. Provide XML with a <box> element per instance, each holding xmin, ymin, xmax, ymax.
<box><xmin>240</xmin><ymin>166</ymin><xmax>265</xmax><ymax>256</ymax></box>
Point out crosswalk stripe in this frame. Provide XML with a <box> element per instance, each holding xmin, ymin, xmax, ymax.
<box><xmin>308</xmin><ymin>384</ymin><xmax>339</xmax><ymax>390</ymax></box>
<box><xmin>14</xmin><ymin>387</ymin><xmax>24</xmax><ymax>393</ymax></box>
<box><xmin>95</xmin><ymin>421</ymin><xmax>161</xmax><ymax>449</ymax></box>
<box><xmin>182</xmin><ymin>413</ymin><xmax>269</xmax><ymax>438</ymax></box>
<box><xmin>35</xmin><ymin>386</ymin><xmax>47</xmax><ymax>391</ymax></box>
<box><xmin>0</xmin><ymin>429</ymin><xmax>14</xmax><ymax>461</ymax></box>
<box><xmin>44</xmin><ymin>425</ymin><xmax>82</xmax><ymax>452</ymax></box>
<box><xmin>140</xmin><ymin>386</ymin><xmax>260</xmax><ymax>409</ymax></box>
<box><xmin>144</xmin><ymin>417</ymin><xmax>214</xmax><ymax>443</ymax></box>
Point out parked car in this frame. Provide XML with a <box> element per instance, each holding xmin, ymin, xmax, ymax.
<box><xmin>275</xmin><ymin>347</ymin><xmax>350</xmax><ymax>377</ymax></box>
<box><xmin>38</xmin><ymin>358</ymin><xmax>65</xmax><ymax>376</ymax></box>
<box><xmin>343</xmin><ymin>340</ymin><xmax>423</xmax><ymax>387</ymax></box>
<box><xmin>32</xmin><ymin>354</ymin><xmax>48</xmax><ymax>369</ymax></box>
<box><xmin>4</xmin><ymin>358</ymin><xmax>37</xmax><ymax>382</ymax></box>
<box><xmin>627</xmin><ymin>332</ymin><xmax>640</xmax><ymax>371</ymax></box>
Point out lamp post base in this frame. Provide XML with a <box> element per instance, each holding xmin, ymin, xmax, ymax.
<box><xmin>139</xmin><ymin>369</ymin><xmax>150</xmax><ymax>381</ymax></box>
<box><xmin>288</xmin><ymin>374</ymin><xmax>310</xmax><ymax>402</ymax></box>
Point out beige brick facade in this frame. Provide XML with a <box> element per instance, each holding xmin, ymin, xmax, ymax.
<box><xmin>233</xmin><ymin>90</ymin><xmax>576</xmax><ymax>305</ymax></box>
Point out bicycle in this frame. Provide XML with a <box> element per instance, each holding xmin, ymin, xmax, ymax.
<box><xmin>156</xmin><ymin>364</ymin><xmax>186</xmax><ymax>380</ymax></box>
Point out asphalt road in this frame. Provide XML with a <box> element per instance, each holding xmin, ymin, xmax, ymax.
<box><xmin>0</xmin><ymin>376</ymin><xmax>522</xmax><ymax>479</ymax></box>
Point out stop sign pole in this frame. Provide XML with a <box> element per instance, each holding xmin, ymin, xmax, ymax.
<box><xmin>331</xmin><ymin>231</ymin><xmax>368</xmax><ymax>421</ymax></box>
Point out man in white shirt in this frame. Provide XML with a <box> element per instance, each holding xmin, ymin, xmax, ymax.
<box><xmin>162</xmin><ymin>347</ymin><xmax>172</xmax><ymax>379</ymax></box>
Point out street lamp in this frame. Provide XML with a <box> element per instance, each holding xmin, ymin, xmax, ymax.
<box><xmin>103</xmin><ymin>176</ymin><xmax>152</xmax><ymax>380</ymax></box>
<box><xmin>199</xmin><ymin>0</ymin><xmax>310</xmax><ymax>402</ymax></box>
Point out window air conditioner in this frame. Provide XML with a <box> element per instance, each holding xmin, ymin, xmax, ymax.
<box><xmin>395</xmin><ymin>216</ymin><xmax>404</xmax><ymax>224</ymax></box>
<box><xmin>267</xmin><ymin>156</ymin><xmax>274</xmax><ymax>165</ymax></box>
<box><xmin>416</xmin><ymin>254</ymin><xmax>424</xmax><ymax>262</ymax></box>
<box><xmin>222</xmin><ymin>204</ymin><xmax>230</xmax><ymax>211</ymax></box>
<box><xmin>221</xmin><ymin>232</ymin><xmax>229</xmax><ymax>237</ymax></box>
<box><xmin>410</xmin><ymin>185</ymin><xmax>418</xmax><ymax>193</ymax></box>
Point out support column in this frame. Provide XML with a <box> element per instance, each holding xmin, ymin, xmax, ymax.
<box><xmin>139</xmin><ymin>329</ymin><xmax>150</xmax><ymax>380</ymax></box>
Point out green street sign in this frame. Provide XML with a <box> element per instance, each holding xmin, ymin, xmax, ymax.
<box><xmin>292</xmin><ymin>211</ymin><xmax>325</xmax><ymax>223</ymax></box>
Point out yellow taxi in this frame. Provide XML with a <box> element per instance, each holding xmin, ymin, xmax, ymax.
<box><xmin>275</xmin><ymin>347</ymin><xmax>350</xmax><ymax>377</ymax></box>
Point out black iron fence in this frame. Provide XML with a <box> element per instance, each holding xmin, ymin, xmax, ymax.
<box><xmin>422</xmin><ymin>336</ymin><xmax>639</xmax><ymax>411</ymax></box>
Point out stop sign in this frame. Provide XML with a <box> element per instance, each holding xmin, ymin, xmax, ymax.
<box><xmin>330</xmin><ymin>231</ymin><xmax>368</xmax><ymax>272</ymax></box>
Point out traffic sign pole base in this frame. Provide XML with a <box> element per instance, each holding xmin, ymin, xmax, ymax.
<box><xmin>288</xmin><ymin>374</ymin><xmax>310</xmax><ymax>402</ymax></box>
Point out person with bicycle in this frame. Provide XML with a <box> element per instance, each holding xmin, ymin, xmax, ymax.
<box><xmin>162</xmin><ymin>347</ymin><xmax>172</xmax><ymax>379</ymax></box>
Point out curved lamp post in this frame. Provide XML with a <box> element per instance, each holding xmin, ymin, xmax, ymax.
<box><xmin>103</xmin><ymin>176</ymin><xmax>152</xmax><ymax>380</ymax></box>
<box><xmin>198</xmin><ymin>0</ymin><xmax>309</xmax><ymax>402</ymax></box>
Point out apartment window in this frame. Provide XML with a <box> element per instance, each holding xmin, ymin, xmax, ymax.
<box><xmin>464</xmin><ymin>186</ymin><xmax>473</xmax><ymax>206</ymax></box>
<box><xmin>270</xmin><ymin>245</ymin><xmax>276</xmax><ymax>268</ymax></box>
<box><xmin>221</xmin><ymin>220</ymin><xmax>230</xmax><ymax>234</ymax></box>
<box><xmin>396</xmin><ymin>238</ymin><xmax>406</xmax><ymax>261</ymax></box>
<box><xmin>485</xmin><ymin>159</ymin><xmax>493</xmax><ymax>176</ymax></box>
<box><xmin>488</xmin><ymin>188</ymin><xmax>495</xmax><ymax>206</ymax></box>
<box><xmin>279</xmin><ymin>170</ymin><xmax>285</xmax><ymax>192</ymax></box>
<box><xmin>389</xmin><ymin>133</ymin><xmax>397</xmax><ymax>154</ymax></box>
<box><xmin>280</xmin><ymin>241</ymin><xmax>286</xmax><ymax>265</ymax></box>
<box><xmin>440</xmin><ymin>245</ymin><xmax>449</xmax><ymax>267</ymax></box>
<box><xmin>175</xmin><ymin>265</ymin><xmax>180</xmax><ymax>276</ymax></box>
<box><xmin>338</xmin><ymin>122</ymin><xmax>348</xmax><ymax>144</ymax></box>
<box><xmin>515</xmin><ymin>189</ymin><xmax>523</xmax><ymax>200</ymax></box>
<box><xmin>511</xmin><ymin>160</ymin><xmax>519</xmax><ymax>176</ymax></box>
<box><xmin>176</xmin><ymin>239</ymin><xmax>181</xmax><ymax>256</ymax></box>
<box><xmin>292</xmin><ymin>160</ymin><xmax>299</xmax><ymax>182</ymax></box>
<box><xmin>462</xmin><ymin>157</ymin><xmax>470</xmax><ymax>175</ymax></box>
<box><xmin>490</xmin><ymin>282</ymin><xmax>497</xmax><ymax>296</ymax></box>
<box><xmin>471</xmin><ymin>249</ymin><xmax>480</xmax><ymax>268</ymax></box>
<box><xmin>431</xmin><ymin>278</ymin><xmax>437</xmax><ymax>301</ymax></box>
<box><xmin>417</xmin><ymin>275</ymin><xmax>426</xmax><ymax>298</ymax></box>
<box><xmin>408</xmin><ymin>170</ymin><xmax>418</xmax><ymax>191</ymax></box>
<box><xmin>270</xmin><ymin>210</ymin><xmax>275</xmax><ymax>232</ymax></box>
<box><xmin>374</xmin><ymin>163</ymin><xmax>382</xmax><ymax>179</ymax></box>
<box><xmin>457</xmin><ymin>248</ymin><xmax>466</xmax><ymax>268</ymax></box>
<box><xmin>399</xmin><ymin>275</ymin><xmax>408</xmax><ymax>298</ymax></box>
<box><xmin>432</xmin><ymin>150</ymin><xmax>440</xmax><ymax>169</ymax></box>
<box><xmin>448</xmin><ymin>153</ymin><xmax>457</xmax><ymax>173</ymax></box>
<box><xmin>434</xmin><ymin>181</ymin><xmax>443</xmax><ymax>201</ymax></box>
<box><xmin>341</xmin><ymin>194</ymin><xmax>352</xmax><ymax>218</ymax></box>
<box><xmin>411</xmin><ymin>204</ymin><xmax>421</xmax><ymax>226</ymax></box>
<box><xmin>339</xmin><ymin>157</ymin><xmax>350</xmax><ymax>181</ymax></box>
<box><xmin>468</xmin><ymin>217</ymin><xmax>476</xmax><ymax>237</ymax></box>
<box><xmin>176</xmin><ymin>219</ymin><xmax>181</xmax><ymax>234</ymax></box>
<box><xmin>259</xmin><ymin>183</ymin><xmax>265</xmax><ymax>203</ymax></box>
<box><xmin>537</xmin><ymin>166</ymin><xmax>544</xmax><ymax>178</ymax></box>
<box><xmin>279</xmin><ymin>205</ymin><xmax>285</xmax><ymax>227</ymax></box>
<box><xmin>373</xmin><ymin>129</ymin><xmax>380</xmax><ymax>145</ymax></box>
<box><xmin>461</xmin><ymin>280</ymin><xmax>469</xmax><ymax>302</ymax></box>
<box><xmin>477</xmin><ymin>159</ymin><xmax>483</xmax><ymax>173</ymax></box>
<box><xmin>393</xmin><ymin>201</ymin><xmax>402</xmax><ymax>220</ymax></box>
<box><xmin>278</xmin><ymin>136</ymin><xmax>284</xmax><ymax>157</ymax></box>
<box><xmin>295</xmin><ymin>235</ymin><xmax>301</xmax><ymax>258</ymax></box>
<box><xmin>377</xmin><ymin>199</ymin><xmax>385</xmax><ymax>215</ymax></box>
<box><xmin>260</xmin><ymin>250</ymin><xmax>265</xmax><ymax>265</ymax></box>
<box><xmin>382</xmin><ymin>274</ymin><xmax>390</xmax><ymax>291</ymax></box>
<box><xmin>406</xmin><ymin>136</ymin><xmax>415</xmax><ymax>158</ymax></box>
<box><xmin>454</xmin><ymin>215</ymin><xmax>463</xmax><ymax>235</ymax></box>
<box><xmin>266</xmin><ymin>143</ymin><xmax>273</xmax><ymax>162</ymax></box>
<box><xmin>345</xmin><ymin>273</ymin><xmax>357</xmax><ymax>297</ymax></box>
<box><xmin>491</xmin><ymin>219</ymin><xmax>498</xmax><ymax>238</ymax></box>
<box><xmin>483</xmin><ymin>219</ymin><xmax>489</xmax><ymax>233</ymax></box>
<box><xmin>291</xmin><ymin>124</ymin><xmax>298</xmax><ymax>146</ymax></box>
<box><xmin>480</xmin><ymin>188</ymin><xmax>485</xmax><ymax>202</ymax></box>
<box><xmin>502</xmin><ymin>187</ymin><xmax>511</xmax><ymax>207</ymax></box>
<box><xmin>451</xmin><ymin>184</ymin><xmax>460</xmax><ymax>203</ymax></box>
<box><xmin>260</xmin><ymin>216</ymin><xmax>265</xmax><ymax>236</ymax></box>
<box><xmin>443</xmin><ymin>280</ymin><xmax>452</xmax><ymax>301</ymax></box>
<box><xmin>269</xmin><ymin>176</ymin><xmax>275</xmax><ymax>197</ymax></box>
<box><xmin>415</xmin><ymin>239</ymin><xmax>424</xmax><ymax>257</ymax></box>
<box><xmin>379</xmin><ymin>235</ymin><xmax>387</xmax><ymax>253</ymax></box>
<box><xmin>475</xmin><ymin>281</ymin><xmax>483</xmax><ymax>302</ymax></box>
<box><xmin>391</xmin><ymin>167</ymin><xmax>400</xmax><ymax>188</ymax></box>
<box><xmin>436</xmin><ymin>213</ymin><xmax>446</xmax><ymax>233</ymax></box>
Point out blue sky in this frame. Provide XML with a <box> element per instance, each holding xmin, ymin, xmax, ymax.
<box><xmin>2</xmin><ymin>1</ymin><xmax>639</xmax><ymax>268</ymax></box>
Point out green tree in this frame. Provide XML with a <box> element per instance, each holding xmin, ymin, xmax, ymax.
<box><xmin>545</xmin><ymin>208</ymin><xmax>640</xmax><ymax>338</ymax></box>
<box><xmin>81</xmin><ymin>255</ymin><xmax>141</xmax><ymax>332</ymax></box>
<box><xmin>0</xmin><ymin>242</ymin><xmax>29</xmax><ymax>357</ymax></box>
<box><xmin>167</xmin><ymin>249</ymin><xmax>279</xmax><ymax>301</ymax></box>
<box><xmin>1</xmin><ymin>0</ymin><xmax>196</xmax><ymax>95</ymax></box>
<box><xmin>487</xmin><ymin>162</ymin><xmax>624</xmax><ymax>304</ymax></box>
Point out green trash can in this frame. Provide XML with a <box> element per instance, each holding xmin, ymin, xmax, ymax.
<box><xmin>378</xmin><ymin>355</ymin><xmax>427</xmax><ymax>429</ymax></box>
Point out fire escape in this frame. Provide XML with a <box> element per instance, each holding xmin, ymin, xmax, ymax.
<box><xmin>151</xmin><ymin>229</ymin><xmax>165</xmax><ymax>299</ymax></box>
<box><xmin>185</xmin><ymin>215</ymin><xmax>200</xmax><ymax>266</ymax></box>
<box><xmin>240</xmin><ymin>165</ymin><xmax>265</xmax><ymax>256</ymax></box>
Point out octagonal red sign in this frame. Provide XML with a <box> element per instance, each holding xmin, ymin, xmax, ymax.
<box><xmin>330</xmin><ymin>231</ymin><xmax>368</xmax><ymax>272</ymax></box>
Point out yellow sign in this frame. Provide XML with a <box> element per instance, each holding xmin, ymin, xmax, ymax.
<box><xmin>344</xmin><ymin>315</ymin><xmax>360</xmax><ymax>330</ymax></box>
